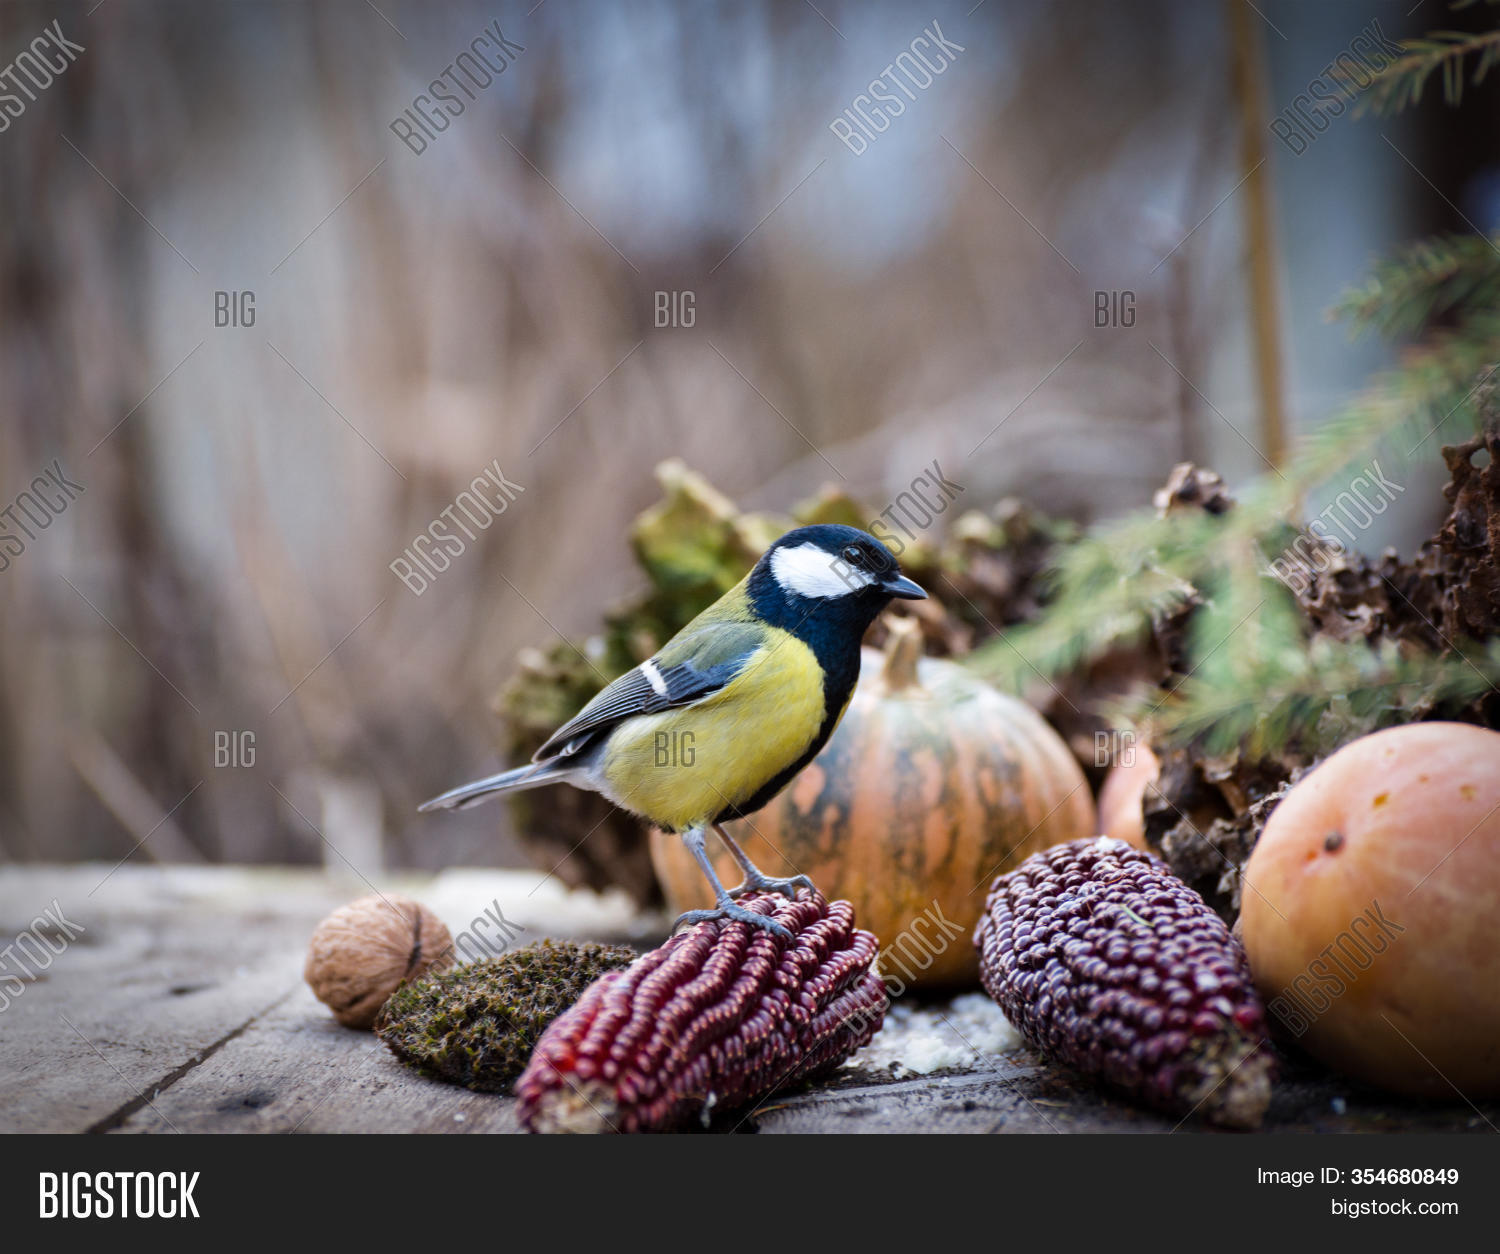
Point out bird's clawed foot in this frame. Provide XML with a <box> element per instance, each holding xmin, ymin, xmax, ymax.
<box><xmin>726</xmin><ymin>869</ymin><xmax>814</xmax><ymax>901</ymax></box>
<box><xmin>673</xmin><ymin>898</ymin><xmax>793</xmax><ymax>940</ymax></box>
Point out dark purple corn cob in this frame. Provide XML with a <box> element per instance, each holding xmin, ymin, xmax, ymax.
<box><xmin>516</xmin><ymin>891</ymin><xmax>885</xmax><ymax>1133</ymax></box>
<box><xmin>975</xmin><ymin>837</ymin><xmax>1273</xmax><ymax>1128</ymax></box>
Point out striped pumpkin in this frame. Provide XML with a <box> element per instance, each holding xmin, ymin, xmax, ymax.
<box><xmin>649</xmin><ymin>618</ymin><xmax>1095</xmax><ymax>987</ymax></box>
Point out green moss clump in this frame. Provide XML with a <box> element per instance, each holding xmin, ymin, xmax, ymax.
<box><xmin>374</xmin><ymin>940</ymin><xmax>637</xmax><ymax>1092</ymax></box>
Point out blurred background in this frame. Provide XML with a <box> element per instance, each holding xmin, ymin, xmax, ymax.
<box><xmin>1</xmin><ymin>0</ymin><xmax>1492</xmax><ymax>873</ymax></box>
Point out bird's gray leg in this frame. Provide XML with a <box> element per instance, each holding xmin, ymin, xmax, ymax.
<box><xmin>713</xmin><ymin>822</ymin><xmax>814</xmax><ymax>900</ymax></box>
<box><xmin>672</xmin><ymin>825</ymin><xmax>792</xmax><ymax>939</ymax></box>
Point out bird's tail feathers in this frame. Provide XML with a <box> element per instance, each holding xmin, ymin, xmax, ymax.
<box><xmin>418</xmin><ymin>760</ymin><xmax>573</xmax><ymax>812</ymax></box>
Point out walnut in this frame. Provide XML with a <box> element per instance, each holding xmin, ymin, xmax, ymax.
<box><xmin>304</xmin><ymin>895</ymin><xmax>454</xmax><ymax>1029</ymax></box>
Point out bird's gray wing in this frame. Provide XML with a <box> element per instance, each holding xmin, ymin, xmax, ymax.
<box><xmin>533</xmin><ymin>622</ymin><xmax>766</xmax><ymax>763</ymax></box>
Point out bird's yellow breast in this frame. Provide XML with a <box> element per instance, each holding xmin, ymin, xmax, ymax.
<box><xmin>598</xmin><ymin>629</ymin><xmax>826</xmax><ymax>832</ymax></box>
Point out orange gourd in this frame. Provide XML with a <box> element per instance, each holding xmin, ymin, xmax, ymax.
<box><xmin>1241</xmin><ymin>722</ymin><xmax>1500</xmax><ymax>1096</ymax></box>
<box><xmin>1096</xmin><ymin>744</ymin><xmax>1157</xmax><ymax>850</ymax></box>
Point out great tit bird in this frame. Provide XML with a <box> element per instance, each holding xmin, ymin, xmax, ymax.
<box><xmin>420</xmin><ymin>523</ymin><xmax>927</xmax><ymax>938</ymax></box>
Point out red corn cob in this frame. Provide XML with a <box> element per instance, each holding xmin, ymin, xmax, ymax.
<box><xmin>516</xmin><ymin>891</ymin><xmax>886</xmax><ymax>1133</ymax></box>
<box><xmin>975</xmin><ymin>837</ymin><xmax>1274</xmax><ymax>1128</ymax></box>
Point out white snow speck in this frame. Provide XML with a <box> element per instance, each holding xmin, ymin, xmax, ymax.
<box><xmin>845</xmin><ymin>993</ymin><xmax>1023</xmax><ymax>1078</ymax></box>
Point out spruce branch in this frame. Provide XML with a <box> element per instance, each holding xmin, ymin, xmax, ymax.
<box><xmin>972</xmin><ymin>323</ymin><xmax>1496</xmax><ymax>703</ymax></box>
<box><xmin>1354</xmin><ymin>28</ymin><xmax>1500</xmax><ymax>115</ymax></box>
<box><xmin>1329</xmin><ymin>234</ymin><xmax>1500</xmax><ymax>339</ymax></box>
<box><xmin>1139</xmin><ymin>636</ymin><xmax>1500</xmax><ymax>758</ymax></box>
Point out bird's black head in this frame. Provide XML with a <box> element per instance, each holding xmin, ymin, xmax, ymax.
<box><xmin>746</xmin><ymin>523</ymin><xmax>926</xmax><ymax>644</ymax></box>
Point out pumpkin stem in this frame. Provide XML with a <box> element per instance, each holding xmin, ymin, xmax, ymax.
<box><xmin>881</xmin><ymin>616</ymin><xmax>925</xmax><ymax>691</ymax></box>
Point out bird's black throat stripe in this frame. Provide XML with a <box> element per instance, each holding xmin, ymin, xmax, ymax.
<box><xmin>717</xmin><ymin>565</ymin><xmax>885</xmax><ymax>823</ymax></box>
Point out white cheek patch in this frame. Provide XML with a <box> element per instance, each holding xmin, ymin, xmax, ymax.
<box><xmin>771</xmin><ymin>542</ymin><xmax>874</xmax><ymax>599</ymax></box>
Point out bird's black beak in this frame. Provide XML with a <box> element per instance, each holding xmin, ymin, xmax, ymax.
<box><xmin>883</xmin><ymin>573</ymin><xmax>927</xmax><ymax>600</ymax></box>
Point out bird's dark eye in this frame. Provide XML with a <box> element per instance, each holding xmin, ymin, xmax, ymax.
<box><xmin>841</xmin><ymin>544</ymin><xmax>865</xmax><ymax>567</ymax></box>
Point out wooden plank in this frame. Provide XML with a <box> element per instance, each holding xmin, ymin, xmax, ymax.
<box><xmin>0</xmin><ymin>865</ymin><xmax>651</xmax><ymax>1133</ymax></box>
<box><xmin>747</xmin><ymin>1063</ymin><xmax>1148</xmax><ymax>1135</ymax></box>
<box><xmin>109</xmin><ymin>984</ymin><xmax>520</xmax><ymax>1134</ymax></box>
<box><xmin>0</xmin><ymin>866</ymin><xmax>322</xmax><ymax>1132</ymax></box>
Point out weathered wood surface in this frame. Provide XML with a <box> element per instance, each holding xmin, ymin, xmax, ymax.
<box><xmin>1</xmin><ymin>866</ymin><xmax>1494</xmax><ymax>1134</ymax></box>
<box><xmin>0</xmin><ymin>865</ymin><xmax>646</xmax><ymax>1135</ymax></box>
